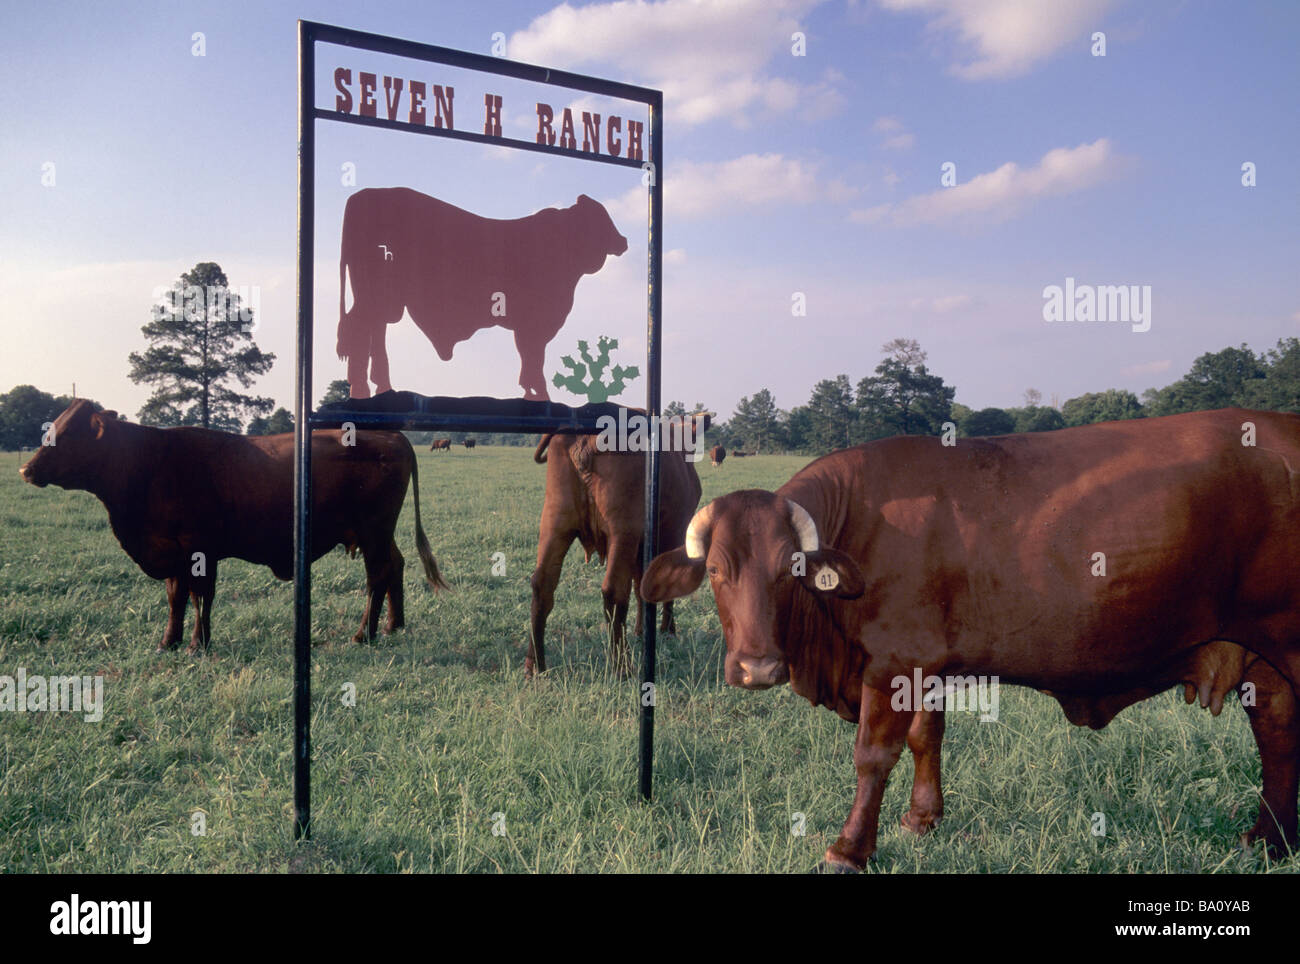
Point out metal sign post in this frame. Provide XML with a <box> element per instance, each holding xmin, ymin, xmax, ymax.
<box><xmin>294</xmin><ymin>20</ymin><xmax>664</xmax><ymax>839</ymax></box>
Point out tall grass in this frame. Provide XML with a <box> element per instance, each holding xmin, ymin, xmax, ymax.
<box><xmin>0</xmin><ymin>447</ymin><xmax>1292</xmax><ymax>872</ymax></box>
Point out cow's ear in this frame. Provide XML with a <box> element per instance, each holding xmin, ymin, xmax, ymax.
<box><xmin>642</xmin><ymin>547</ymin><xmax>706</xmax><ymax>602</ymax></box>
<box><xmin>90</xmin><ymin>412</ymin><xmax>113</xmax><ymax>439</ymax></box>
<box><xmin>799</xmin><ymin>547</ymin><xmax>865</xmax><ymax>600</ymax></box>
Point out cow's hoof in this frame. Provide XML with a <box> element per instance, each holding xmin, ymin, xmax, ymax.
<box><xmin>1240</xmin><ymin>825</ymin><xmax>1297</xmax><ymax>859</ymax></box>
<box><xmin>820</xmin><ymin>846</ymin><xmax>867</xmax><ymax>872</ymax></box>
<box><xmin>1238</xmin><ymin>832</ymin><xmax>1276</xmax><ymax>858</ymax></box>
<box><xmin>811</xmin><ymin>858</ymin><xmax>860</xmax><ymax>874</ymax></box>
<box><xmin>901</xmin><ymin>809</ymin><xmax>941</xmax><ymax>835</ymax></box>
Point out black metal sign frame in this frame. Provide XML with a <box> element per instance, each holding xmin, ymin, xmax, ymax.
<box><xmin>295</xmin><ymin>20</ymin><xmax>664</xmax><ymax>839</ymax></box>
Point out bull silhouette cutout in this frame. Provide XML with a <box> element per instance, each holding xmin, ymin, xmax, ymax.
<box><xmin>337</xmin><ymin>188</ymin><xmax>628</xmax><ymax>400</ymax></box>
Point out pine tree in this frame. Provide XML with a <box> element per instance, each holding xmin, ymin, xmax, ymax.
<box><xmin>730</xmin><ymin>389</ymin><xmax>781</xmax><ymax>453</ymax></box>
<box><xmin>855</xmin><ymin>340</ymin><xmax>954</xmax><ymax>440</ymax></box>
<box><xmin>128</xmin><ymin>262</ymin><xmax>275</xmax><ymax>431</ymax></box>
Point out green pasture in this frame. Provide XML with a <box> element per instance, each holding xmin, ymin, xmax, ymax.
<box><xmin>0</xmin><ymin>445</ymin><xmax>1294</xmax><ymax>873</ymax></box>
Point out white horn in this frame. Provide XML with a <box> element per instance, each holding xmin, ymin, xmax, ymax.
<box><xmin>685</xmin><ymin>502</ymin><xmax>715</xmax><ymax>560</ymax></box>
<box><xmin>786</xmin><ymin>500</ymin><xmax>819</xmax><ymax>553</ymax></box>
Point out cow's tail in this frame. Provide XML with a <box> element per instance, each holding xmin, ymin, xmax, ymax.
<box><xmin>534</xmin><ymin>433</ymin><xmax>555</xmax><ymax>464</ymax></box>
<box><xmin>409</xmin><ymin>451</ymin><xmax>449</xmax><ymax>592</ymax></box>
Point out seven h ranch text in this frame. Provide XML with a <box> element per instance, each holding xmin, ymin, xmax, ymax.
<box><xmin>333</xmin><ymin>68</ymin><xmax>646</xmax><ymax>161</ymax></box>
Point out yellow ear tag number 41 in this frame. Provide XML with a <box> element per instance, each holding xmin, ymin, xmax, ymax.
<box><xmin>815</xmin><ymin>567</ymin><xmax>839</xmax><ymax>591</ymax></box>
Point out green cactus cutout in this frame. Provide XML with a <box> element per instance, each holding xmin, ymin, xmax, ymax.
<box><xmin>551</xmin><ymin>336</ymin><xmax>640</xmax><ymax>404</ymax></box>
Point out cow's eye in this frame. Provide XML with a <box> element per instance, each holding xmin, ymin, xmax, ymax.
<box><xmin>706</xmin><ymin>565</ymin><xmax>719</xmax><ymax>578</ymax></box>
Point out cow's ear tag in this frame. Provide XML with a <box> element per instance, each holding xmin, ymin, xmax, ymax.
<box><xmin>814</xmin><ymin>566</ymin><xmax>839</xmax><ymax>591</ymax></box>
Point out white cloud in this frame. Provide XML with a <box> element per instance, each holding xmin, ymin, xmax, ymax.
<box><xmin>1121</xmin><ymin>360</ymin><xmax>1172</xmax><ymax>377</ymax></box>
<box><xmin>873</xmin><ymin>115</ymin><xmax>915</xmax><ymax>150</ymax></box>
<box><xmin>908</xmin><ymin>293</ymin><xmax>974</xmax><ymax>314</ymax></box>
<box><xmin>851</xmin><ymin>138</ymin><xmax>1120</xmax><ymax>227</ymax></box>
<box><xmin>610</xmin><ymin>152</ymin><xmax>857</xmax><ymax>221</ymax></box>
<box><xmin>932</xmin><ymin>293</ymin><xmax>972</xmax><ymax>312</ymax></box>
<box><xmin>880</xmin><ymin>0</ymin><xmax>1114</xmax><ymax>79</ymax></box>
<box><xmin>509</xmin><ymin>0</ymin><xmax>842</xmax><ymax>126</ymax></box>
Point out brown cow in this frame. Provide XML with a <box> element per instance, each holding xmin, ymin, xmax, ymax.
<box><xmin>528</xmin><ymin>416</ymin><xmax>707</xmax><ymax>677</ymax></box>
<box><xmin>463</xmin><ymin>438</ymin><xmax>476</xmax><ymax>450</ymax></box>
<box><xmin>19</xmin><ymin>401</ymin><xmax>447</xmax><ymax>652</ymax></box>
<box><xmin>430</xmin><ymin>438</ymin><xmax>451</xmax><ymax>452</ymax></box>
<box><xmin>643</xmin><ymin>409</ymin><xmax>1300</xmax><ymax>869</ymax></box>
<box><xmin>710</xmin><ymin>444</ymin><xmax>726</xmax><ymax>468</ymax></box>
<box><xmin>336</xmin><ymin>188</ymin><xmax>627</xmax><ymax>400</ymax></box>
<box><xmin>874</xmin><ymin>640</ymin><xmax>1290</xmax><ymax>846</ymax></box>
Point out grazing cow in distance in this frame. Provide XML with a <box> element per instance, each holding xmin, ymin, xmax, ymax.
<box><xmin>337</xmin><ymin>188</ymin><xmax>628</xmax><ymax>400</ymax></box>
<box><xmin>430</xmin><ymin>438</ymin><xmax>451</xmax><ymax>452</ymax></box>
<box><xmin>732</xmin><ymin>450</ymin><xmax>749</xmax><ymax>458</ymax></box>
<box><xmin>20</xmin><ymin>401</ymin><xmax>448</xmax><ymax>652</ymax></box>
<box><xmin>529</xmin><ymin>414</ymin><xmax>708</xmax><ymax>677</ymax></box>
<box><xmin>710</xmin><ymin>444</ymin><xmax>726</xmax><ymax>468</ymax></box>
<box><xmin>643</xmin><ymin>409</ymin><xmax>1300</xmax><ymax>869</ymax></box>
<box><xmin>463</xmin><ymin>438</ymin><xmax>476</xmax><ymax>450</ymax></box>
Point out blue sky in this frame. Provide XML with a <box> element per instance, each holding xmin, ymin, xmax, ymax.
<box><xmin>2</xmin><ymin>0</ymin><xmax>1297</xmax><ymax>418</ymax></box>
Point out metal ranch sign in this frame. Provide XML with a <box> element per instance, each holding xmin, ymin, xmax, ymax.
<box><xmin>331</xmin><ymin>68</ymin><xmax>647</xmax><ymax>161</ymax></box>
<box><xmin>294</xmin><ymin>20</ymin><xmax>666</xmax><ymax>841</ymax></box>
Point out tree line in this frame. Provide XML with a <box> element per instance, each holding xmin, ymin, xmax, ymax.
<box><xmin>5</xmin><ymin>337</ymin><xmax>1297</xmax><ymax>451</ymax></box>
<box><xmin>3</xmin><ymin>258</ymin><xmax>1296</xmax><ymax>452</ymax></box>
<box><xmin>706</xmin><ymin>337</ymin><xmax>1300</xmax><ymax>456</ymax></box>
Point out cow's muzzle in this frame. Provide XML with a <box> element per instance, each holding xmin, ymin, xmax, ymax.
<box><xmin>17</xmin><ymin>464</ymin><xmax>43</xmax><ymax>487</ymax></box>
<box><xmin>729</xmin><ymin>656</ymin><xmax>789</xmax><ymax>690</ymax></box>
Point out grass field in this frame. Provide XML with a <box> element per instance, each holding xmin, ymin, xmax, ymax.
<box><xmin>0</xmin><ymin>444</ymin><xmax>1295</xmax><ymax>873</ymax></box>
